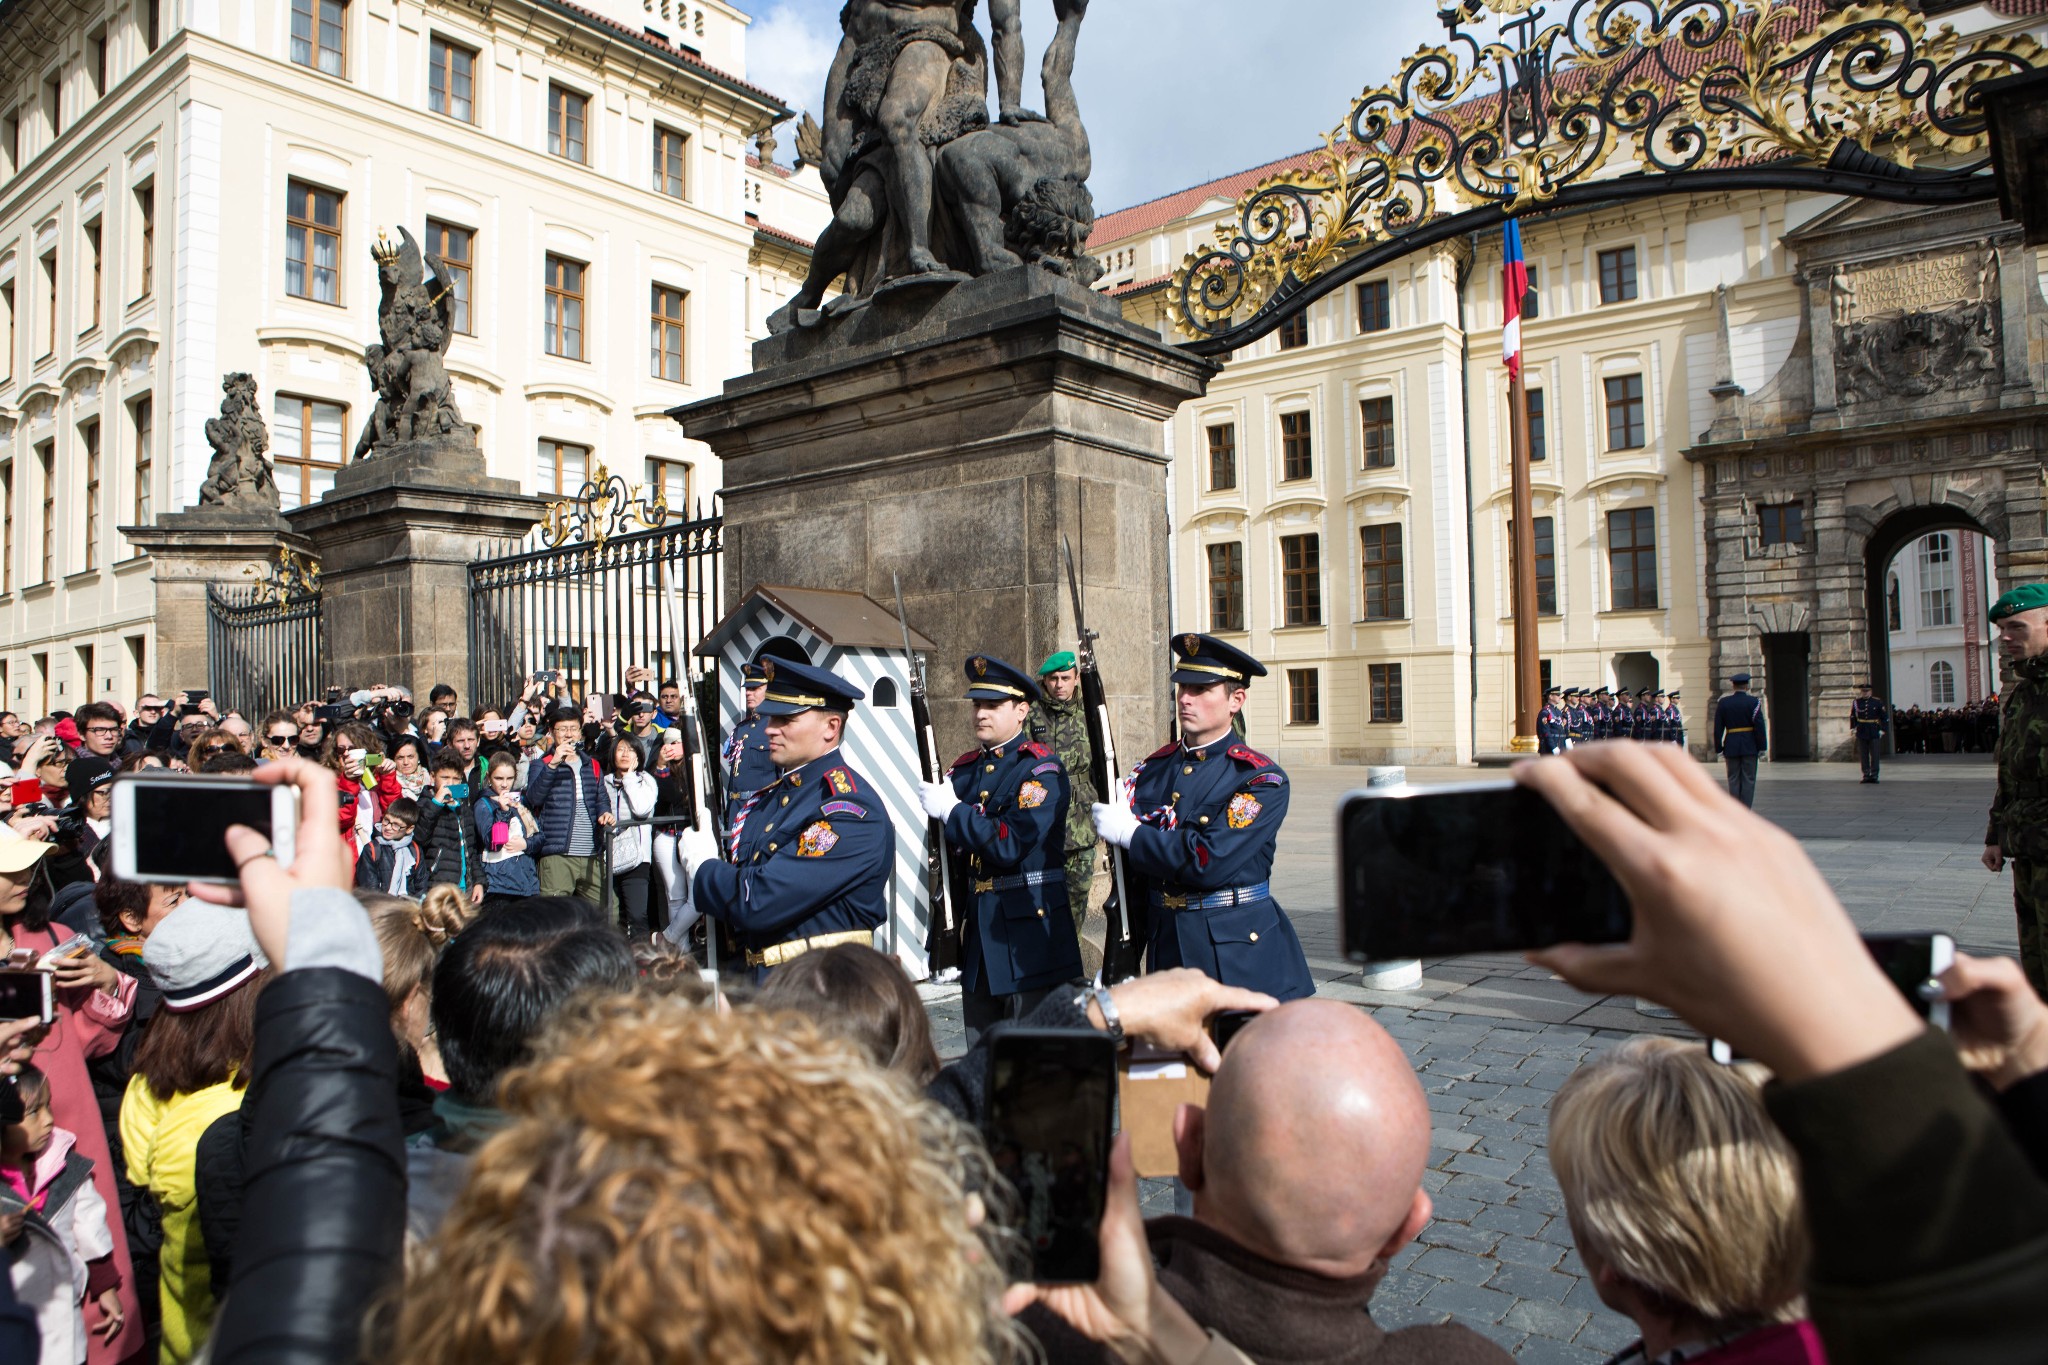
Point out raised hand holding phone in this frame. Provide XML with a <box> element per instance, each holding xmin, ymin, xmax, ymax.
<box><xmin>1516</xmin><ymin>743</ymin><xmax>1921</xmax><ymax>1083</ymax></box>
<box><xmin>185</xmin><ymin>755</ymin><xmax>347</xmax><ymax>968</ymax></box>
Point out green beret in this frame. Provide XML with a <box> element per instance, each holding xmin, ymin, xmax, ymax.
<box><xmin>1037</xmin><ymin>650</ymin><xmax>1078</xmax><ymax>676</ymax></box>
<box><xmin>1989</xmin><ymin>584</ymin><xmax>2048</xmax><ymax>623</ymax></box>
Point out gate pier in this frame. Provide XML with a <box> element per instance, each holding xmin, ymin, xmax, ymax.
<box><xmin>288</xmin><ymin>453</ymin><xmax>542</xmax><ymax>700</ymax></box>
<box><xmin>124</xmin><ymin>507</ymin><xmax>314</xmax><ymax>701</ymax></box>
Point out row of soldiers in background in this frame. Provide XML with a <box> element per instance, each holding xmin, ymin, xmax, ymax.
<box><xmin>1895</xmin><ymin>698</ymin><xmax>2002</xmax><ymax>755</ymax></box>
<box><xmin>1536</xmin><ymin>684</ymin><xmax>1685</xmax><ymax>755</ymax></box>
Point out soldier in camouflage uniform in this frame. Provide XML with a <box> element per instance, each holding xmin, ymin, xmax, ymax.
<box><xmin>1027</xmin><ymin>650</ymin><xmax>1097</xmax><ymax>935</ymax></box>
<box><xmin>1983</xmin><ymin>583</ymin><xmax>2048</xmax><ymax>1001</ymax></box>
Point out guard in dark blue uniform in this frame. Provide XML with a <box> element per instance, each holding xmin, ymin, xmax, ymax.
<box><xmin>1634</xmin><ymin>688</ymin><xmax>1659</xmax><ymax>740</ymax></box>
<box><xmin>1564</xmin><ymin>689</ymin><xmax>1589</xmax><ymax>746</ymax></box>
<box><xmin>919</xmin><ymin>655</ymin><xmax>1084</xmax><ymax>1044</ymax></box>
<box><xmin>1588</xmin><ymin>688</ymin><xmax>1612</xmax><ymax>741</ymax></box>
<box><xmin>722</xmin><ymin>660</ymin><xmax>776</xmax><ymax>835</ymax></box>
<box><xmin>1713</xmin><ymin>671</ymin><xmax>1769</xmax><ymax>808</ymax></box>
<box><xmin>1092</xmin><ymin>634</ymin><xmax>1315</xmax><ymax>1001</ymax></box>
<box><xmin>1851</xmin><ymin>682</ymin><xmax>1891</xmax><ymax>784</ymax></box>
<box><xmin>1537</xmin><ymin>685</ymin><xmax>1567</xmax><ymax>755</ymax></box>
<box><xmin>1664</xmin><ymin>690</ymin><xmax>1685</xmax><ymax>747</ymax></box>
<box><xmin>694</xmin><ymin>656</ymin><xmax>892</xmax><ymax>982</ymax></box>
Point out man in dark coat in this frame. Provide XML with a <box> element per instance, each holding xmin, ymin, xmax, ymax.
<box><xmin>1984</xmin><ymin>583</ymin><xmax>2048</xmax><ymax>999</ymax></box>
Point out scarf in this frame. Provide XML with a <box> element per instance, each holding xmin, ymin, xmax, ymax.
<box><xmin>380</xmin><ymin>833</ymin><xmax>418</xmax><ymax>894</ymax></box>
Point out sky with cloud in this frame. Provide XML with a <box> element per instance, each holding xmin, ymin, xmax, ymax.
<box><xmin>735</xmin><ymin>0</ymin><xmax>1449</xmax><ymax>214</ymax></box>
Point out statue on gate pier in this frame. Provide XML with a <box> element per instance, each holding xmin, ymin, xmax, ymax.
<box><xmin>353</xmin><ymin>226</ymin><xmax>478</xmax><ymax>462</ymax></box>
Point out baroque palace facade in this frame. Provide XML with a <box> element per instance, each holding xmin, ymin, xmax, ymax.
<box><xmin>1094</xmin><ymin>9</ymin><xmax>2048</xmax><ymax>765</ymax></box>
<box><xmin>0</xmin><ymin>0</ymin><xmax>825</xmax><ymax>712</ymax></box>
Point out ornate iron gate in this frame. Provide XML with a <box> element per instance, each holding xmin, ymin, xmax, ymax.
<box><xmin>206</xmin><ymin>581</ymin><xmax>327</xmax><ymax>718</ymax></box>
<box><xmin>466</xmin><ymin>469</ymin><xmax>723</xmax><ymax>710</ymax></box>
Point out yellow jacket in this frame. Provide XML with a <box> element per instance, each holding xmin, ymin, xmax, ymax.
<box><xmin>120</xmin><ymin>1074</ymin><xmax>245</xmax><ymax>1364</ymax></box>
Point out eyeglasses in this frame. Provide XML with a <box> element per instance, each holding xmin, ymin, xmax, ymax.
<box><xmin>83</xmin><ymin>725</ymin><xmax>121</xmax><ymax>736</ymax></box>
<box><xmin>137</xmin><ymin>705</ymin><xmax>164</xmax><ymax>714</ymax></box>
<box><xmin>200</xmin><ymin>744</ymin><xmax>233</xmax><ymax>757</ymax></box>
<box><xmin>267</xmin><ymin>733</ymin><xmax>297</xmax><ymax>745</ymax></box>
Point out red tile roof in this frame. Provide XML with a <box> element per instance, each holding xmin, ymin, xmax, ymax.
<box><xmin>1090</xmin><ymin>147</ymin><xmax>1329</xmax><ymax>247</ymax></box>
<box><xmin>747</xmin><ymin>214</ymin><xmax>815</xmax><ymax>252</ymax></box>
<box><xmin>539</xmin><ymin>0</ymin><xmax>789</xmax><ymax>113</ymax></box>
<box><xmin>747</xmin><ymin>153</ymin><xmax>796</xmax><ymax>180</ymax></box>
<box><xmin>1108</xmin><ymin>273</ymin><xmax>1170</xmax><ymax>298</ymax></box>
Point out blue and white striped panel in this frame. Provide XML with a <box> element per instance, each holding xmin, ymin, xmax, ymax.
<box><xmin>710</xmin><ymin>606</ymin><xmax>935</xmax><ymax>979</ymax></box>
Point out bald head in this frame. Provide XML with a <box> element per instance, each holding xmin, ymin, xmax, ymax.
<box><xmin>1178</xmin><ymin>1000</ymin><xmax>1432</xmax><ymax>1279</ymax></box>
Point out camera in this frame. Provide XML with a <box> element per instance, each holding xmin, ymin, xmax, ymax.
<box><xmin>383</xmin><ymin>698</ymin><xmax>414</xmax><ymax>719</ymax></box>
<box><xmin>314</xmin><ymin>702</ymin><xmax>353</xmax><ymax>726</ymax></box>
<box><xmin>177</xmin><ymin>688</ymin><xmax>210</xmax><ymax>719</ymax></box>
<box><xmin>535</xmin><ymin>670</ymin><xmax>560</xmax><ymax>685</ymax></box>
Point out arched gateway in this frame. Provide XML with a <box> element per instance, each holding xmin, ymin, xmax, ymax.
<box><xmin>1691</xmin><ymin>200</ymin><xmax>2048</xmax><ymax>760</ymax></box>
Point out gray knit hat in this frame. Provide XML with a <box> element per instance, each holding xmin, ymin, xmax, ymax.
<box><xmin>144</xmin><ymin>901</ymin><xmax>267</xmax><ymax>1012</ymax></box>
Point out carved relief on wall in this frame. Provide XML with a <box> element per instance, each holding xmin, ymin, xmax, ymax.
<box><xmin>1830</xmin><ymin>249</ymin><xmax>2001</xmax><ymax>406</ymax></box>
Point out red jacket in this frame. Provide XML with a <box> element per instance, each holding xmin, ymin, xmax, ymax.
<box><xmin>337</xmin><ymin>766</ymin><xmax>402</xmax><ymax>857</ymax></box>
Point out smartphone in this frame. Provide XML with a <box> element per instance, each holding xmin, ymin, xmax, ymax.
<box><xmin>109</xmin><ymin>773</ymin><xmax>299</xmax><ymax>884</ymax></box>
<box><xmin>1709</xmin><ymin>931</ymin><xmax>1957</xmax><ymax>1063</ymax></box>
<box><xmin>1864</xmin><ymin>932</ymin><xmax>1955</xmax><ymax>1030</ymax></box>
<box><xmin>984</xmin><ymin>1028</ymin><xmax>1117</xmax><ymax>1284</ymax></box>
<box><xmin>535</xmin><ymin>670</ymin><xmax>559</xmax><ymax>685</ymax></box>
<box><xmin>0</xmin><ymin>970</ymin><xmax>54</xmax><ymax>1024</ymax></box>
<box><xmin>1340</xmin><ymin>781</ymin><xmax>1633</xmax><ymax>960</ymax></box>
<box><xmin>1210</xmin><ymin>1009</ymin><xmax>1259</xmax><ymax>1052</ymax></box>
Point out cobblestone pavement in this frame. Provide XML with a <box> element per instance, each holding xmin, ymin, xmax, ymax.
<box><xmin>924</xmin><ymin>755</ymin><xmax>2018</xmax><ymax>1361</ymax></box>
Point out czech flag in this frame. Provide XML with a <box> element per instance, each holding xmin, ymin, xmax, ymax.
<box><xmin>1503</xmin><ymin>219</ymin><xmax>1527</xmax><ymax>380</ymax></box>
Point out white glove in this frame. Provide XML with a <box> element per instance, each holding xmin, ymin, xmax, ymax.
<box><xmin>677</xmin><ymin>825</ymin><xmax>721</xmax><ymax>876</ymax></box>
<box><xmin>1092</xmin><ymin>801</ymin><xmax>1139</xmax><ymax>849</ymax></box>
<box><xmin>920</xmin><ymin>780</ymin><xmax>961</xmax><ymax>822</ymax></box>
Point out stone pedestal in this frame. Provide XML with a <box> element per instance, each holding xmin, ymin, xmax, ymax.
<box><xmin>287</xmin><ymin>448</ymin><xmax>542</xmax><ymax>699</ymax></box>
<box><xmin>675</xmin><ymin>268</ymin><xmax>1217</xmax><ymax>758</ymax></box>
<box><xmin>122</xmin><ymin>508</ymin><xmax>313</xmax><ymax>693</ymax></box>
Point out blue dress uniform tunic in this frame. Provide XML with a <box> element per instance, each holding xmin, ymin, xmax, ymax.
<box><xmin>945</xmin><ymin>736</ymin><xmax>1084</xmax><ymax>996</ymax></box>
<box><xmin>1714</xmin><ymin>691</ymin><xmax>1769</xmax><ymax>757</ymax></box>
<box><xmin>694</xmin><ymin>745</ymin><xmax>892</xmax><ymax>978</ymax></box>
<box><xmin>1123</xmin><ymin>737</ymin><xmax>1315</xmax><ymax>1001</ymax></box>
<box><xmin>722</xmin><ymin>711</ymin><xmax>777</xmax><ymax>827</ymax></box>
<box><xmin>1536</xmin><ymin>698</ymin><xmax>1567</xmax><ymax>754</ymax></box>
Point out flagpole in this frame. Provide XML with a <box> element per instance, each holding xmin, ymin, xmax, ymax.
<box><xmin>1505</xmin><ymin>224</ymin><xmax>1541</xmax><ymax>754</ymax></box>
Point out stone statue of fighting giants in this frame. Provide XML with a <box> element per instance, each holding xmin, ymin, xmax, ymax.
<box><xmin>354</xmin><ymin>225</ymin><xmax>477</xmax><ymax>462</ymax></box>
<box><xmin>770</xmin><ymin>0</ymin><xmax>1099</xmax><ymax>334</ymax></box>
<box><xmin>198</xmin><ymin>372</ymin><xmax>280</xmax><ymax>511</ymax></box>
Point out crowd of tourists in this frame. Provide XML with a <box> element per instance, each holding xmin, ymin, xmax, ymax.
<box><xmin>1892</xmin><ymin>698</ymin><xmax>2002</xmax><ymax>754</ymax></box>
<box><xmin>0</xmin><ymin>679</ymin><xmax>2042</xmax><ymax>1365</ymax></box>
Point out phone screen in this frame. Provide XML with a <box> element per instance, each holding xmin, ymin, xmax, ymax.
<box><xmin>1210</xmin><ymin>1009</ymin><xmax>1258</xmax><ymax>1052</ymax></box>
<box><xmin>124</xmin><ymin>779</ymin><xmax>282</xmax><ymax>882</ymax></box>
<box><xmin>1341</xmin><ymin>783</ymin><xmax>1632</xmax><ymax>960</ymax></box>
<box><xmin>1865</xmin><ymin>933</ymin><xmax>1954</xmax><ymax>1027</ymax></box>
<box><xmin>984</xmin><ymin>1029</ymin><xmax>1116</xmax><ymax>1284</ymax></box>
<box><xmin>0</xmin><ymin>970</ymin><xmax>53</xmax><ymax>1024</ymax></box>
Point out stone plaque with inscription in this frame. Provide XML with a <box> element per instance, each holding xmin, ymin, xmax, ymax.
<box><xmin>1831</xmin><ymin>248</ymin><xmax>2001</xmax><ymax>405</ymax></box>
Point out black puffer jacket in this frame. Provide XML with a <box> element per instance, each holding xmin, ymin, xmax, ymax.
<box><xmin>206</xmin><ymin>967</ymin><xmax>405</xmax><ymax>1365</ymax></box>
<box><xmin>414</xmin><ymin>791</ymin><xmax>480</xmax><ymax>890</ymax></box>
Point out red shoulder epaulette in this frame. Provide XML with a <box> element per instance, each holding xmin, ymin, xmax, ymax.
<box><xmin>1021</xmin><ymin>741</ymin><xmax>1053</xmax><ymax>759</ymax></box>
<box><xmin>1227</xmin><ymin>744</ymin><xmax>1273</xmax><ymax>769</ymax></box>
<box><xmin>949</xmin><ymin>749</ymin><xmax>978</xmax><ymax>772</ymax></box>
<box><xmin>1147</xmin><ymin>741</ymin><xmax>1178</xmax><ymax>761</ymax></box>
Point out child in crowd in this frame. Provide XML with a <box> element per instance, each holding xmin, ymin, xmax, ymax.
<box><xmin>415</xmin><ymin>752</ymin><xmax>480</xmax><ymax>898</ymax></box>
<box><xmin>601</xmin><ymin>735</ymin><xmax>658</xmax><ymax>939</ymax></box>
<box><xmin>2</xmin><ymin>1065</ymin><xmax>124</xmax><ymax>1364</ymax></box>
<box><xmin>475</xmin><ymin>754</ymin><xmax>540</xmax><ymax>906</ymax></box>
<box><xmin>355</xmin><ymin>798</ymin><xmax>425</xmax><ymax>898</ymax></box>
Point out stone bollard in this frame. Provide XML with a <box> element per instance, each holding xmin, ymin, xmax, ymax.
<box><xmin>1357</xmin><ymin>766</ymin><xmax>1425</xmax><ymax>991</ymax></box>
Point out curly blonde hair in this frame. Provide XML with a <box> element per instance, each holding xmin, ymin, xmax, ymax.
<box><xmin>388</xmin><ymin>995</ymin><xmax>1022</xmax><ymax>1365</ymax></box>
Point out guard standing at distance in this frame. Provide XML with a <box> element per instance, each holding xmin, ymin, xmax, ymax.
<box><xmin>722</xmin><ymin>657</ymin><xmax>775</xmax><ymax>835</ymax></box>
<box><xmin>1713</xmin><ymin>671</ymin><xmax>1769</xmax><ymax>808</ymax></box>
<box><xmin>1851</xmin><ymin>682</ymin><xmax>1891</xmax><ymax>784</ymax></box>
<box><xmin>1092</xmin><ymin>634</ymin><xmax>1315</xmax><ymax>1001</ymax></box>
<box><xmin>1537</xmin><ymin>685</ymin><xmax>1567</xmax><ymax>755</ymax></box>
<box><xmin>694</xmin><ymin>656</ymin><xmax>892</xmax><ymax>982</ymax></box>
<box><xmin>920</xmin><ymin>655</ymin><xmax>1084</xmax><ymax>1043</ymax></box>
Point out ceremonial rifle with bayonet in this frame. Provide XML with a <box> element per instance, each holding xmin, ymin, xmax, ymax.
<box><xmin>1062</xmin><ymin>536</ymin><xmax>1143</xmax><ymax>984</ymax></box>
<box><xmin>659</xmin><ymin>559</ymin><xmax>726</xmax><ymax>974</ymax></box>
<box><xmin>894</xmin><ymin>575</ymin><xmax>963</xmax><ymax>973</ymax></box>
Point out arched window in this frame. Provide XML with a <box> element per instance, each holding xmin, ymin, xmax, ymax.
<box><xmin>1930</xmin><ymin>660</ymin><xmax>1957</xmax><ymax>705</ymax></box>
<box><xmin>870</xmin><ymin>677</ymin><xmax>898</xmax><ymax>708</ymax></box>
<box><xmin>1887</xmin><ymin>573</ymin><xmax>1902</xmax><ymax>632</ymax></box>
<box><xmin>1919</xmin><ymin>534</ymin><xmax>1956</xmax><ymax>627</ymax></box>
